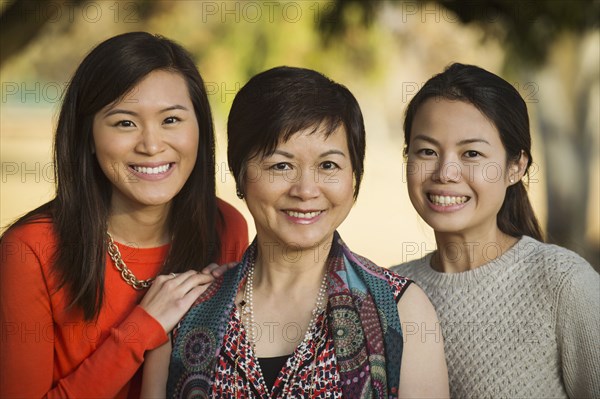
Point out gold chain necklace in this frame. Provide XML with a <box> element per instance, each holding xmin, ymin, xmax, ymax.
<box><xmin>106</xmin><ymin>232</ymin><xmax>154</xmax><ymax>290</ymax></box>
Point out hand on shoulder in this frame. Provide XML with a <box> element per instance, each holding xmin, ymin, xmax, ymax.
<box><xmin>140</xmin><ymin>265</ymin><xmax>225</xmax><ymax>334</ymax></box>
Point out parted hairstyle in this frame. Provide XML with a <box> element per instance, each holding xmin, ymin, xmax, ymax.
<box><xmin>3</xmin><ymin>32</ymin><xmax>220</xmax><ymax>320</ymax></box>
<box><xmin>403</xmin><ymin>62</ymin><xmax>543</xmax><ymax>241</ymax></box>
<box><xmin>227</xmin><ymin>66</ymin><xmax>366</xmax><ymax>199</ymax></box>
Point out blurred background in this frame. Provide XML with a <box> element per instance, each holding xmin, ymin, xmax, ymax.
<box><xmin>1</xmin><ymin>0</ymin><xmax>598</xmax><ymax>268</ymax></box>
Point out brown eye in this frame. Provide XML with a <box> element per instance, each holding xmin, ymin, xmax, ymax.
<box><xmin>271</xmin><ymin>163</ymin><xmax>291</xmax><ymax>171</ymax></box>
<box><xmin>114</xmin><ymin>120</ymin><xmax>136</xmax><ymax>128</ymax></box>
<box><xmin>163</xmin><ymin>116</ymin><xmax>181</xmax><ymax>124</ymax></box>
<box><xmin>418</xmin><ymin>149</ymin><xmax>436</xmax><ymax>156</ymax></box>
<box><xmin>321</xmin><ymin>161</ymin><xmax>338</xmax><ymax>170</ymax></box>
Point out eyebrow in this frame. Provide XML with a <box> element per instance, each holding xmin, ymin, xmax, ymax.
<box><xmin>103</xmin><ymin>104</ymin><xmax>189</xmax><ymax>117</ymax></box>
<box><xmin>320</xmin><ymin>149</ymin><xmax>347</xmax><ymax>157</ymax></box>
<box><xmin>412</xmin><ymin>134</ymin><xmax>491</xmax><ymax>146</ymax></box>
<box><xmin>271</xmin><ymin>149</ymin><xmax>347</xmax><ymax>159</ymax></box>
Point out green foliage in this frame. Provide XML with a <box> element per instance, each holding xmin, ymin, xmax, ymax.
<box><xmin>319</xmin><ymin>0</ymin><xmax>600</xmax><ymax>67</ymax></box>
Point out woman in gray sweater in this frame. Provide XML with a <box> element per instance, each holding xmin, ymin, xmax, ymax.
<box><xmin>392</xmin><ymin>63</ymin><xmax>599</xmax><ymax>399</ymax></box>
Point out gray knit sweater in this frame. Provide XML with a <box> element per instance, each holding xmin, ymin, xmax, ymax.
<box><xmin>392</xmin><ymin>236</ymin><xmax>599</xmax><ymax>399</ymax></box>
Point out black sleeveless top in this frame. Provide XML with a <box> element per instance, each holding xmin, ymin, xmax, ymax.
<box><xmin>258</xmin><ymin>354</ymin><xmax>291</xmax><ymax>391</ymax></box>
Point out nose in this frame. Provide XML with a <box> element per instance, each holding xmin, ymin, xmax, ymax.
<box><xmin>288</xmin><ymin>167</ymin><xmax>320</xmax><ymax>200</ymax></box>
<box><xmin>432</xmin><ymin>156</ymin><xmax>462</xmax><ymax>183</ymax></box>
<box><xmin>135</xmin><ymin>125</ymin><xmax>166</xmax><ymax>155</ymax></box>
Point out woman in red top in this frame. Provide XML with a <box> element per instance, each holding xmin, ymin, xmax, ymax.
<box><xmin>0</xmin><ymin>32</ymin><xmax>248</xmax><ymax>398</ymax></box>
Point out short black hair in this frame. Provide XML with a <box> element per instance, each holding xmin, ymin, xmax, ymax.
<box><xmin>227</xmin><ymin>66</ymin><xmax>366</xmax><ymax>199</ymax></box>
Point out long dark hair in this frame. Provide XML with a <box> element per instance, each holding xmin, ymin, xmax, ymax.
<box><xmin>404</xmin><ymin>63</ymin><xmax>543</xmax><ymax>241</ymax></box>
<box><xmin>228</xmin><ymin>66</ymin><xmax>366</xmax><ymax>199</ymax></box>
<box><xmin>3</xmin><ymin>32</ymin><xmax>220</xmax><ymax>320</ymax></box>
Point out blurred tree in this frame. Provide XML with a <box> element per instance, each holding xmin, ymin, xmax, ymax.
<box><xmin>0</xmin><ymin>0</ymin><xmax>158</xmax><ymax>67</ymax></box>
<box><xmin>1</xmin><ymin>0</ymin><xmax>597</xmax><ymax>265</ymax></box>
<box><xmin>319</xmin><ymin>0</ymin><xmax>600</xmax><ymax>264</ymax></box>
<box><xmin>1</xmin><ymin>0</ymin><xmax>80</xmax><ymax>66</ymax></box>
<box><xmin>319</xmin><ymin>0</ymin><xmax>598</xmax><ymax>67</ymax></box>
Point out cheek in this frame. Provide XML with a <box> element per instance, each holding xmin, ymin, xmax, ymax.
<box><xmin>92</xmin><ymin>128</ymin><xmax>129</xmax><ymax>160</ymax></box>
<box><xmin>94</xmin><ymin>157</ymin><xmax>119</xmax><ymax>186</ymax></box>
<box><xmin>244</xmin><ymin>176</ymin><xmax>281</xmax><ymax>206</ymax></box>
<box><xmin>243</xmin><ymin>163</ymin><xmax>263</xmax><ymax>185</ymax></box>
<box><xmin>178</xmin><ymin>133</ymin><xmax>200</xmax><ymax>162</ymax></box>
<box><xmin>91</xmin><ymin>120</ymin><xmax>110</xmax><ymax>154</ymax></box>
<box><xmin>406</xmin><ymin>163</ymin><xmax>423</xmax><ymax>192</ymax></box>
<box><xmin>93</xmin><ymin>144</ymin><xmax>117</xmax><ymax>171</ymax></box>
<box><xmin>478</xmin><ymin>162</ymin><xmax>505</xmax><ymax>184</ymax></box>
<box><xmin>332</xmin><ymin>171</ymin><xmax>355</xmax><ymax>206</ymax></box>
<box><xmin>243</xmin><ymin>185</ymin><xmax>278</xmax><ymax>225</ymax></box>
<box><xmin>405</xmin><ymin>163</ymin><xmax>427</xmax><ymax>209</ymax></box>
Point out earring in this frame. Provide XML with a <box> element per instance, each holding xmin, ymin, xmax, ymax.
<box><xmin>236</xmin><ymin>188</ymin><xmax>244</xmax><ymax>199</ymax></box>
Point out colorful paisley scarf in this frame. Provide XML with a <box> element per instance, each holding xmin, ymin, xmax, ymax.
<box><xmin>167</xmin><ymin>232</ymin><xmax>404</xmax><ymax>398</ymax></box>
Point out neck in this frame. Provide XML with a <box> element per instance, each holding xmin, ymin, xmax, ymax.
<box><xmin>432</xmin><ymin>228</ymin><xmax>518</xmax><ymax>273</ymax></box>
<box><xmin>108</xmin><ymin>204</ymin><xmax>171</xmax><ymax>248</ymax></box>
<box><xmin>253</xmin><ymin>238</ymin><xmax>330</xmax><ymax>294</ymax></box>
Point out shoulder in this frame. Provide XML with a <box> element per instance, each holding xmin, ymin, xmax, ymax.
<box><xmin>528</xmin><ymin>239</ymin><xmax>600</xmax><ymax>305</ymax></box>
<box><xmin>390</xmin><ymin>254</ymin><xmax>432</xmax><ymax>280</ymax></box>
<box><xmin>395</xmin><ymin>281</ymin><xmax>449</xmax><ymax>398</ymax></box>
<box><xmin>518</xmin><ymin>236</ymin><xmax>597</xmax><ymax>282</ymax></box>
<box><xmin>1</xmin><ymin>217</ymin><xmax>56</xmax><ymax>288</ymax></box>
<box><xmin>215</xmin><ymin>199</ymin><xmax>249</xmax><ymax>263</ymax></box>
<box><xmin>396</xmin><ymin>283</ymin><xmax>438</xmax><ymax>324</ymax></box>
<box><xmin>1</xmin><ymin>216</ymin><xmax>55</xmax><ymax>248</ymax></box>
<box><xmin>351</xmin><ymin>252</ymin><xmax>413</xmax><ymax>301</ymax></box>
<box><xmin>382</xmin><ymin>268</ymin><xmax>413</xmax><ymax>302</ymax></box>
<box><xmin>520</xmin><ymin>236</ymin><xmax>589</xmax><ymax>265</ymax></box>
<box><xmin>216</xmin><ymin>198</ymin><xmax>248</xmax><ymax>232</ymax></box>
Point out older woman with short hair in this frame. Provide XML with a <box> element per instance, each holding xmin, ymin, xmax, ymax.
<box><xmin>143</xmin><ymin>66</ymin><xmax>449</xmax><ymax>399</ymax></box>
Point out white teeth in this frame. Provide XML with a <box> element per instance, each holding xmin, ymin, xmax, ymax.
<box><xmin>429</xmin><ymin>194</ymin><xmax>468</xmax><ymax>206</ymax></box>
<box><xmin>286</xmin><ymin>210</ymin><xmax>322</xmax><ymax>219</ymax></box>
<box><xmin>132</xmin><ymin>164</ymin><xmax>171</xmax><ymax>175</ymax></box>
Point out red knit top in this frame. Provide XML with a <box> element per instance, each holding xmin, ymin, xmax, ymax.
<box><xmin>0</xmin><ymin>199</ymin><xmax>248</xmax><ymax>398</ymax></box>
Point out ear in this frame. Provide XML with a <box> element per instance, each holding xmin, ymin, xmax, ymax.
<box><xmin>508</xmin><ymin>150</ymin><xmax>528</xmax><ymax>185</ymax></box>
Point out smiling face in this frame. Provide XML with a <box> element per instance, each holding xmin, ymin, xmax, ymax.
<box><xmin>244</xmin><ymin>125</ymin><xmax>355</xmax><ymax>252</ymax></box>
<box><xmin>92</xmin><ymin>70</ymin><xmax>199</xmax><ymax>214</ymax></box>
<box><xmin>406</xmin><ymin>98</ymin><xmax>521</xmax><ymax>238</ymax></box>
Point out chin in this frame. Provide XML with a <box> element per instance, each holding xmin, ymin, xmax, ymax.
<box><xmin>138</xmin><ymin>197</ymin><xmax>175</xmax><ymax>207</ymax></box>
<box><xmin>279</xmin><ymin>234</ymin><xmax>329</xmax><ymax>250</ymax></box>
